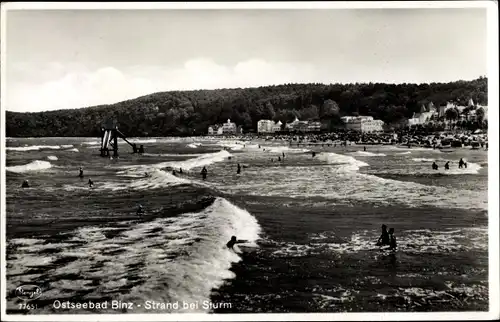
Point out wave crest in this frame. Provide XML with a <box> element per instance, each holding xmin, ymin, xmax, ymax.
<box><xmin>6</xmin><ymin>160</ymin><xmax>52</xmax><ymax>173</ymax></box>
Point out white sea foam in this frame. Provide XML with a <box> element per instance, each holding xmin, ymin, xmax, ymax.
<box><xmin>47</xmin><ymin>155</ymin><xmax>58</xmax><ymax>161</ymax></box>
<box><xmin>187</xmin><ymin>143</ymin><xmax>202</xmax><ymax>148</ymax></box>
<box><xmin>66</xmin><ymin>148</ymin><xmax>79</xmax><ymax>152</ymax></box>
<box><xmin>61</xmin><ymin>145</ymin><xmax>74</xmax><ymax>148</ymax></box>
<box><xmin>351</xmin><ymin>151</ymin><xmax>387</xmax><ymax>157</ymax></box>
<box><xmin>413</xmin><ymin>158</ymin><xmax>439</xmax><ymax>162</ymax></box>
<box><xmin>264</xmin><ymin>146</ymin><xmax>311</xmax><ymax>154</ymax></box>
<box><xmin>271</xmin><ymin>227</ymin><xmax>487</xmax><ymax>257</ymax></box>
<box><xmin>128</xmin><ymin>138</ymin><xmax>157</xmax><ymax>144</ymax></box>
<box><xmin>396</xmin><ymin>151</ymin><xmax>412</xmax><ymax>155</ymax></box>
<box><xmin>6</xmin><ymin>160</ymin><xmax>52</xmax><ymax>173</ymax></box>
<box><xmin>317</xmin><ymin>152</ymin><xmax>369</xmax><ymax>172</ymax></box>
<box><xmin>142</xmin><ymin>152</ymin><xmax>203</xmax><ymax>158</ymax></box>
<box><xmin>219</xmin><ymin>152</ymin><xmax>487</xmax><ymax>210</ymax></box>
<box><xmin>412</xmin><ymin>158</ymin><xmax>482</xmax><ymax>175</ymax></box>
<box><xmin>217</xmin><ymin>141</ymin><xmax>245</xmax><ymax>151</ymax></box>
<box><xmin>104</xmin><ymin>150</ymin><xmax>231</xmax><ymax>191</ymax></box>
<box><xmin>82</xmin><ymin>141</ymin><xmax>101</xmax><ymax>145</ymax></box>
<box><xmin>6</xmin><ymin>145</ymin><xmax>62</xmax><ymax>151</ymax></box>
<box><xmin>6</xmin><ymin>198</ymin><xmax>262</xmax><ymax>313</ymax></box>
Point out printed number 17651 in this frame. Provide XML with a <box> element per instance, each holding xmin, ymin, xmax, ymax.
<box><xmin>19</xmin><ymin>303</ymin><xmax>38</xmax><ymax>310</ymax></box>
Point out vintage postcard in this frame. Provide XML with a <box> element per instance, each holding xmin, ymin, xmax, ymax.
<box><xmin>1</xmin><ymin>1</ymin><xmax>498</xmax><ymax>321</ymax></box>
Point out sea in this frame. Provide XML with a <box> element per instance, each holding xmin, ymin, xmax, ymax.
<box><xmin>4</xmin><ymin>137</ymin><xmax>489</xmax><ymax>314</ymax></box>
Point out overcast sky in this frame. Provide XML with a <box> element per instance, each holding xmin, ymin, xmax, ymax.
<box><xmin>3</xmin><ymin>7</ymin><xmax>488</xmax><ymax>112</ymax></box>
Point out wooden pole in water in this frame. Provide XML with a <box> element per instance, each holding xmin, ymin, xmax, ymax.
<box><xmin>113</xmin><ymin>129</ymin><xmax>118</xmax><ymax>157</ymax></box>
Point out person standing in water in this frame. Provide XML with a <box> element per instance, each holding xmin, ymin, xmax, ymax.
<box><xmin>432</xmin><ymin>162</ymin><xmax>439</xmax><ymax>170</ymax></box>
<box><xmin>388</xmin><ymin>228</ymin><xmax>397</xmax><ymax>251</ymax></box>
<box><xmin>376</xmin><ymin>224</ymin><xmax>390</xmax><ymax>246</ymax></box>
<box><xmin>78</xmin><ymin>167</ymin><xmax>84</xmax><ymax>179</ymax></box>
<box><xmin>459</xmin><ymin>158</ymin><xmax>465</xmax><ymax>169</ymax></box>
<box><xmin>444</xmin><ymin>161</ymin><xmax>450</xmax><ymax>170</ymax></box>
<box><xmin>137</xmin><ymin>204</ymin><xmax>144</xmax><ymax>216</ymax></box>
<box><xmin>237</xmin><ymin>163</ymin><xmax>241</xmax><ymax>174</ymax></box>
<box><xmin>88</xmin><ymin>178</ymin><xmax>94</xmax><ymax>188</ymax></box>
<box><xmin>201</xmin><ymin>166</ymin><xmax>208</xmax><ymax>180</ymax></box>
<box><xmin>21</xmin><ymin>180</ymin><xmax>30</xmax><ymax>188</ymax></box>
<box><xmin>364</xmin><ymin>146</ymin><xmax>366</xmax><ymax>152</ymax></box>
<box><xmin>282</xmin><ymin>152</ymin><xmax>285</xmax><ymax>159</ymax></box>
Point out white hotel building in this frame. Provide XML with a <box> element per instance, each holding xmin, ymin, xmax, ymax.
<box><xmin>342</xmin><ymin>116</ymin><xmax>384</xmax><ymax>133</ymax></box>
<box><xmin>258</xmin><ymin>120</ymin><xmax>280</xmax><ymax>133</ymax></box>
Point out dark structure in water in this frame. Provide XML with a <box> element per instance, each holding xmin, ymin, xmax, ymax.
<box><xmin>100</xmin><ymin>119</ymin><xmax>138</xmax><ymax>157</ymax></box>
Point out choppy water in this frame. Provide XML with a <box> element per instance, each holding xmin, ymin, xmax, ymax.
<box><xmin>5</xmin><ymin>137</ymin><xmax>489</xmax><ymax>313</ymax></box>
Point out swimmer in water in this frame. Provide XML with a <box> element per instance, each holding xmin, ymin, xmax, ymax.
<box><xmin>179</xmin><ymin>168</ymin><xmax>183</xmax><ymax>174</ymax></box>
<box><xmin>137</xmin><ymin>204</ymin><xmax>144</xmax><ymax>216</ymax></box>
<box><xmin>78</xmin><ymin>167</ymin><xmax>84</xmax><ymax>178</ymax></box>
<box><xmin>432</xmin><ymin>162</ymin><xmax>439</xmax><ymax>170</ymax></box>
<box><xmin>444</xmin><ymin>161</ymin><xmax>450</xmax><ymax>170</ymax></box>
<box><xmin>201</xmin><ymin>166</ymin><xmax>208</xmax><ymax>180</ymax></box>
<box><xmin>376</xmin><ymin>224</ymin><xmax>390</xmax><ymax>246</ymax></box>
<box><xmin>226</xmin><ymin>236</ymin><xmax>248</xmax><ymax>250</ymax></box>
<box><xmin>237</xmin><ymin>163</ymin><xmax>241</xmax><ymax>174</ymax></box>
<box><xmin>88</xmin><ymin>178</ymin><xmax>94</xmax><ymax>188</ymax></box>
<box><xmin>388</xmin><ymin>228</ymin><xmax>397</xmax><ymax>251</ymax></box>
<box><xmin>21</xmin><ymin>180</ymin><xmax>29</xmax><ymax>188</ymax></box>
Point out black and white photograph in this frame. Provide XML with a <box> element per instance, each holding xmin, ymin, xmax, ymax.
<box><xmin>1</xmin><ymin>1</ymin><xmax>498</xmax><ymax>321</ymax></box>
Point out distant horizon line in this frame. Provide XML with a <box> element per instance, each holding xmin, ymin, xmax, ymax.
<box><xmin>5</xmin><ymin>75</ymin><xmax>487</xmax><ymax>114</ymax></box>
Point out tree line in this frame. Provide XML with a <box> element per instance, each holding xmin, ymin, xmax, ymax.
<box><xmin>5</xmin><ymin>77</ymin><xmax>488</xmax><ymax>137</ymax></box>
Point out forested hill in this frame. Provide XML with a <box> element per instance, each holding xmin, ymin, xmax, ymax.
<box><xmin>6</xmin><ymin>77</ymin><xmax>488</xmax><ymax>137</ymax></box>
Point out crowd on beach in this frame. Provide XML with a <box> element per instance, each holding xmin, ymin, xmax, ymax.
<box><xmin>214</xmin><ymin>129</ymin><xmax>488</xmax><ymax>150</ymax></box>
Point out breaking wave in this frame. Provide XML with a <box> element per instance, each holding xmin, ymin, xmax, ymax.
<box><xmin>219</xmin><ymin>152</ymin><xmax>487</xmax><ymax>210</ymax></box>
<box><xmin>317</xmin><ymin>152</ymin><xmax>369</xmax><ymax>172</ymax></box>
<box><xmin>351</xmin><ymin>151</ymin><xmax>387</xmax><ymax>157</ymax></box>
<box><xmin>6</xmin><ymin>145</ymin><xmax>62</xmax><ymax>152</ymax></box>
<box><xmin>47</xmin><ymin>155</ymin><xmax>59</xmax><ymax>161</ymax></box>
<box><xmin>6</xmin><ymin>160</ymin><xmax>52</xmax><ymax>173</ymax></box>
<box><xmin>217</xmin><ymin>141</ymin><xmax>245</xmax><ymax>151</ymax></box>
<box><xmin>6</xmin><ymin>198</ymin><xmax>261</xmax><ymax>313</ymax></box>
<box><xmin>101</xmin><ymin>150</ymin><xmax>232</xmax><ymax>191</ymax></box>
<box><xmin>128</xmin><ymin>138</ymin><xmax>157</xmax><ymax>144</ymax></box>
<box><xmin>82</xmin><ymin>141</ymin><xmax>100</xmax><ymax>145</ymax></box>
<box><xmin>264</xmin><ymin>146</ymin><xmax>311</xmax><ymax>154</ymax></box>
<box><xmin>413</xmin><ymin>158</ymin><xmax>439</xmax><ymax>162</ymax></box>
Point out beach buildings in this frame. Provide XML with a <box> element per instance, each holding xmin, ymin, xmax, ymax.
<box><xmin>342</xmin><ymin>116</ymin><xmax>384</xmax><ymax>133</ymax></box>
<box><xmin>208</xmin><ymin>119</ymin><xmax>239</xmax><ymax>135</ymax></box>
<box><xmin>208</xmin><ymin>125</ymin><xmax>224</xmax><ymax>135</ymax></box>
<box><xmin>407</xmin><ymin>102</ymin><xmax>438</xmax><ymax>126</ymax></box>
<box><xmin>257</xmin><ymin>117</ymin><xmax>320</xmax><ymax>133</ymax></box>
<box><xmin>272</xmin><ymin>121</ymin><xmax>283</xmax><ymax>132</ymax></box>
<box><xmin>257</xmin><ymin>120</ymin><xmax>283</xmax><ymax>133</ymax></box>
<box><xmin>257</xmin><ymin>120</ymin><xmax>275</xmax><ymax>133</ymax></box>
<box><xmin>285</xmin><ymin>117</ymin><xmax>321</xmax><ymax>133</ymax></box>
<box><xmin>222</xmin><ymin>119</ymin><xmax>237</xmax><ymax>134</ymax></box>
